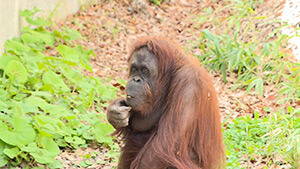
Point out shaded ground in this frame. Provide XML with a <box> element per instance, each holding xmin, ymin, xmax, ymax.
<box><xmin>48</xmin><ymin>0</ymin><xmax>298</xmax><ymax>168</ymax></box>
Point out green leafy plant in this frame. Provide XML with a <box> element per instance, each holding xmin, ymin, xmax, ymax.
<box><xmin>223</xmin><ymin>107</ymin><xmax>300</xmax><ymax>168</ymax></box>
<box><xmin>278</xmin><ymin>62</ymin><xmax>300</xmax><ymax>102</ymax></box>
<box><xmin>150</xmin><ymin>0</ymin><xmax>166</xmax><ymax>5</ymax></box>
<box><xmin>194</xmin><ymin>0</ymin><xmax>299</xmax><ymax>102</ymax></box>
<box><xmin>198</xmin><ymin>30</ymin><xmax>287</xmax><ymax>95</ymax></box>
<box><xmin>0</xmin><ymin>7</ymin><xmax>118</xmax><ymax>168</ymax></box>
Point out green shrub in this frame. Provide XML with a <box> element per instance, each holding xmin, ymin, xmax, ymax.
<box><xmin>0</xmin><ymin>7</ymin><xmax>117</xmax><ymax>168</ymax></box>
<box><xmin>194</xmin><ymin>0</ymin><xmax>300</xmax><ymax>102</ymax></box>
<box><xmin>149</xmin><ymin>0</ymin><xmax>166</xmax><ymax>5</ymax></box>
<box><xmin>224</xmin><ymin>107</ymin><xmax>300</xmax><ymax>168</ymax></box>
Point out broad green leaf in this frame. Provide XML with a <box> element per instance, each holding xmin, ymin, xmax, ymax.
<box><xmin>0</xmin><ymin>117</ymin><xmax>36</xmax><ymax>146</ymax></box>
<box><xmin>22</xmin><ymin>27</ymin><xmax>54</xmax><ymax>47</ymax></box>
<box><xmin>31</xmin><ymin>91</ymin><xmax>53</xmax><ymax>101</ymax></box>
<box><xmin>77</xmin><ymin>46</ymin><xmax>93</xmax><ymax>72</ymax></box>
<box><xmin>0</xmin><ymin>89</ymin><xmax>9</xmax><ymax>101</ymax></box>
<box><xmin>12</xmin><ymin>101</ymin><xmax>24</xmax><ymax>117</ymax></box>
<box><xmin>73</xmin><ymin>136</ymin><xmax>85</xmax><ymax>145</ymax></box>
<box><xmin>20</xmin><ymin>142</ymin><xmax>38</xmax><ymax>153</ymax></box>
<box><xmin>0</xmin><ymin>140</ymin><xmax>5</xmax><ymax>155</ymax></box>
<box><xmin>21</xmin><ymin>33</ymin><xmax>40</xmax><ymax>44</ymax></box>
<box><xmin>79</xmin><ymin>81</ymin><xmax>94</xmax><ymax>93</ymax></box>
<box><xmin>13</xmin><ymin>93</ymin><xmax>27</xmax><ymax>101</ymax></box>
<box><xmin>93</xmin><ymin>123</ymin><xmax>114</xmax><ymax>144</ymax></box>
<box><xmin>82</xmin><ymin>131</ymin><xmax>94</xmax><ymax>140</ymax></box>
<box><xmin>60</xmin><ymin>66</ymin><xmax>84</xmax><ymax>83</ymax></box>
<box><xmin>4</xmin><ymin>60</ymin><xmax>28</xmax><ymax>83</ymax></box>
<box><xmin>25</xmin><ymin>96</ymin><xmax>66</xmax><ymax>116</ymax></box>
<box><xmin>47</xmin><ymin>159</ymin><xmax>63</xmax><ymax>169</ymax></box>
<box><xmin>0</xmin><ymin>54</ymin><xmax>20</xmax><ymax>69</ymax></box>
<box><xmin>3</xmin><ymin>147</ymin><xmax>19</xmax><ymax>159</ymax></box>
<box><xmin>0</xmin><ymin>101</ymin><xmax>9</xmax><ymax>110</ymax></box>
<box><xmin>25</xmin><ymin>96</ymin><xmax>49</xmax><ymax>108</ymax></box>
<box><xmin>25</xmin><ymin>17</ymin><xmax>50</xmax><ymax>26</ymax></box>
<box><xmin>20</xmin><ymin>8</ymin><xmax>40</xmax><ymax>18</ymax></box>
<box><xmin>65</xmin><ymin>136</ymin><xmax>85</xmax><ymax>146</ymax></box>
<box><xmin>21</xmin><ymin>143</ymin><xmax>55</xmax><ymax>164</ymax></box>
<box><xmin>63</xmin><ymin>28</ymin><xmax>82</xmax><ymax>41</ymax></box>
<box><xmin>19</xmin><ymin>101</ymin><xmax>40</xmax><ymax>114</ymax></box>
<box><xmin>56</xmin><ymin>45</ymin><xmax>80</xmax><ymax>63</ymax></box>
<box><xmin>41</xmin><ymin>137</ymin><xmax>60</xmax><ymax>155</ymax></box>
<box><xmin>4</xmin><ymin>39</ymin><xmax>31</xmax><ymax>55</ymax></box>
<box><xmin>42</xmin><ymin>70</ymin><xmax>70</xmax><ymax>92</ymax></box>
<box><xmin>95</xmin><ymin>78</ymin><xmax>116</xmax><ymax>101</ymax></box>
<box><xmin>0</xmin><ymin>155</ymin><xmax>8</xmax><ymax>167</ymax></box>
<box><xmin>56</xmin><ymin>139</ymin><xmax>67</xmax><ymax>147</ymax></box>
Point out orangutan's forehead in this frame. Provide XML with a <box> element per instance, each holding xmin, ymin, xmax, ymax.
<box><xmin>130</xmin><ymin>47</ymin><xmax>156</xmax><ymax>65</ymax></box>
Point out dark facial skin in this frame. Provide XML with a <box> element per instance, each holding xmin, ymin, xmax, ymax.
<box><xmin>107</xmin><ymin>47</ymin><xmax>159</xmax><ymax>132</ymax></box>
<box><xmin>125</xmin><ymin>47</ymin><xmax>159</xmax><ymax>132</ymax></box>
<box><xmin>125</xmin><ymin>47</ymin><xmax>158</xmax><ymax>114</ymax></box>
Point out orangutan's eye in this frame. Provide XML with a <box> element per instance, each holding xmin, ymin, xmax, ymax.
<box><xmin>141</xmin><ymin>67</ymin><xmax>149</xmax><ymax>75</ymax></box>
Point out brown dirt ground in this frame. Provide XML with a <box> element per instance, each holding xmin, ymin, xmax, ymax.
<box><xmin>39</xmin><ymin>0</ymin><xmax>299</xmax><ymax>168</ymax></box>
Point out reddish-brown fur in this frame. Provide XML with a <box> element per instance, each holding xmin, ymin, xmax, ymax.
<box><xmin>117</xmin><ymin>36</ymin><xmax>224</xmax><ymax>169</ymax></box>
